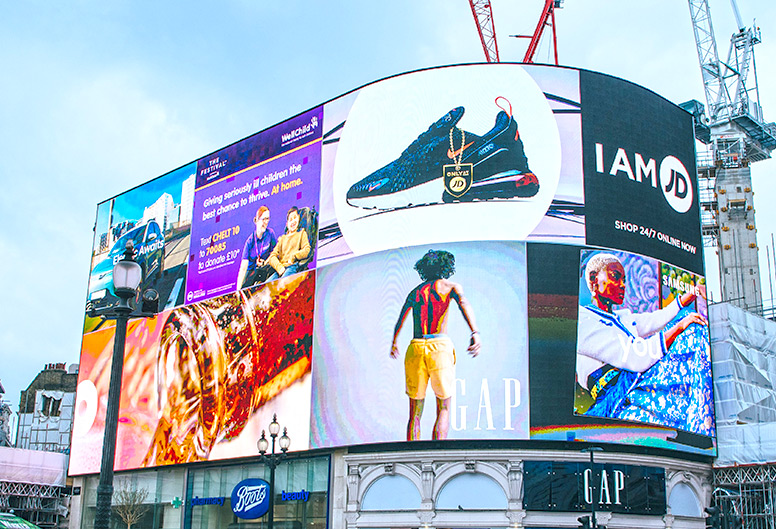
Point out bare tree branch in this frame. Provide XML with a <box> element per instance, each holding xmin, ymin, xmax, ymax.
<box><xmin>114</xmin><ymin>486</ymin><xmax>150</xmax><ymax>529</ymax></box>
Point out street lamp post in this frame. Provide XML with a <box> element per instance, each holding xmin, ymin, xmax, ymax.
<box><xmin>257</xmin><ymin>414</ymin><xmax>291</xmax><ymax>529</ymax></box>
<box><xmin>581</xmin><ymin>446</ymin><xmax>604</xmax><ymax>529</ymax></box>
<box><xmin>92</xmin><ymin>242</ymin><xmax>157</xmax><ymax>529</ymax></box>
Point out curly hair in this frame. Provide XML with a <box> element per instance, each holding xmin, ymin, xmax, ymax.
<box><xmin>414</xmin><ymin>250</ymin><xmax>456</xmax><ymax>281</ymax></box>
<box><xmin>584</xmin><ymin>252</ymin><xmax>622</xmax><ymax>293</ymax></box>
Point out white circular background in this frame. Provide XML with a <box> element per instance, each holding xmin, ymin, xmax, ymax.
<box><xmin>332</xmin><ymin>64</ymin><xmax>562</xmax><ymax>255</ymax></box>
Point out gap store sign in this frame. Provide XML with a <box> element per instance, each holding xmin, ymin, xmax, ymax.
<box><xmin>523</xmin><ymin>461</ymin><xmax>666</xmax><ymax>514</ymax></box>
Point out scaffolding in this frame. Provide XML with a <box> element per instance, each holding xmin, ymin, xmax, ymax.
<box><xmin>0</xmin><ymin>447</ymin><xmax>68</xmax><ymax>529</ymax></box>
<box><xmin>713</xmin><ymin>464</ymin><xmax>776</xmax><ymax>529</ymax></box>
<box><xmin>0</xmin><ymin>481</ymin><xmax>67</xmax><ymax>529</ymax></box>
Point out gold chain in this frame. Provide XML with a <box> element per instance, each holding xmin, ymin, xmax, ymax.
<box><xmin>449</xmin><ymin>127</ymin><xmax>465</xmax><ymax>170</ymax></box>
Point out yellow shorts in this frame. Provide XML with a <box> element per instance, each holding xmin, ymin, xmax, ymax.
<box><xmin>404</xmin><ymin>336</ymin><xmax>456</xmax><ymax>400</ymax></box>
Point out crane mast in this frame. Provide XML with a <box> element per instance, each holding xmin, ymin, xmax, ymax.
<box><xmin>686</xmin><ymin>0</ymin><xmax>776</xmax><ymax>314</ymax></box>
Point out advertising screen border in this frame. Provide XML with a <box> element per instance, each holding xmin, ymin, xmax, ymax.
<box><xmin>71</xmin><ymin>63</ymin><xmax>715</xmax><ymax>476</ymax></box>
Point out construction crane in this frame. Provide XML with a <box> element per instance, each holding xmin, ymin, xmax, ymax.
<box><xmin>468</xmin><ymin>1</ymin><xmax>499</xmax><ymax>62</ymax></box>
<box><xmin>468</xmin><ymin>0</ymin><xmax>564</xmax><ymax>64</ymax></box>
<box><xmin>685</xmin><ymin>0</ymin><xmax>776</xmax><ymax>313</ymax></box>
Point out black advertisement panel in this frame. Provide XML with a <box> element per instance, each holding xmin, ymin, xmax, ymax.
<box><xmin>580</xmin><ymin>70</ymin><xmax>702</xmax><ymax>274</ymax></box>
<box><xmin>523</xmin><ymin>461</ymin><xmax>666</xmax><ymax>515</ymax></box>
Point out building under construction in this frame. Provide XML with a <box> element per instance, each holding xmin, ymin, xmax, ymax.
<box><xmin>0</xmin><ymin>364</ymin><xmax>77</xmax><ymax>529</ymax></box>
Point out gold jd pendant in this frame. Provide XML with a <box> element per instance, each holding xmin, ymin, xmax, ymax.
<box><xmin>444</xmin><ymin>128</ymin><xmax>473</xmax><ymax>198</ymax></box>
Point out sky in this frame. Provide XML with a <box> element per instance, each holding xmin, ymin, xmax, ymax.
<box><xmin>1</xmin><ymin>0</ymin><xmax>774</xmax><ymax>416</ymax></box>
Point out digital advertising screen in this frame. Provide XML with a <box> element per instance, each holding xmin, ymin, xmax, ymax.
<box><xmin>527</xmin><ymin>244</ymin><xmax>714</xmax><ymax>455</ymax></box>
<box><xmin>185</xmin><ymin>106</ymin><xmax>323</xmax><ymax>305</ymax></box>
<box><xmin>311</xmin><ymin>241</ymin><xmax>529</xmax><ymax>447</ymax></box>
<box><xmin>71</xmin><ymin>63</ymin><xmax>714</xmax><ymax>476</ymax></box>
<box><xmin>84</xmin><ymin>162</ymin><xmax>197</xmax><ymax>333</ymax></box>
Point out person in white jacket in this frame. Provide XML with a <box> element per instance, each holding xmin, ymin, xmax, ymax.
<box><xmin>576</xmin><ymin>253</ymin><xmax>706</xmax><ymax>402</ymax></box>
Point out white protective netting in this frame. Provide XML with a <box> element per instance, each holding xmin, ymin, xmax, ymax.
<box><xmin>711</xmin><ymin>302</ymin><xmax>776</xmax><ymax>466</ymax></box>
<box><xmin>0</xmin><ymin>446</ymin><xmax>67</xmax><ymax>486</ymax></box>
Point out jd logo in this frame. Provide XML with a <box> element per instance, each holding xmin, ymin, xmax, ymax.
<box><xmin>659</xmin><ymin>156</ymin><xmax>691</xmax><ymax>213</ymax></box>
<box><xmin>443</xmin><ymin>164</ymin><xmax>473</xmax><ymax>198</ymax></box>
<box><xmin>595</xmin><ymin>143</ymin><xmax>693</xmax><ymax>214</ymax></box>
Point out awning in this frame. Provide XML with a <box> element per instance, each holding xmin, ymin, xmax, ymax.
<box><xmin>0</xmin><ymin>514</ymin><xmax>42</xmax><ymax>529</ymax></box>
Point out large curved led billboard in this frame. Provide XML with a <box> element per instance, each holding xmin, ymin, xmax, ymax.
<box><xmin>70</xmin><ymin>63</ymin><xmax>712</xmax><ymax>476</ymax></box>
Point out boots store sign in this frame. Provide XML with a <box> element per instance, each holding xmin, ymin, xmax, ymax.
<box><xmin>523</xmin><ymin>461</ymin><xmax>666</xmax><ymax>514</ymax></box>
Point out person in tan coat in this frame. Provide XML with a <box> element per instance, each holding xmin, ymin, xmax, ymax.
<box><xmin>267</xmin><ymin>206</ymin><xmax>311</xmax><ymax>280</ymax></box>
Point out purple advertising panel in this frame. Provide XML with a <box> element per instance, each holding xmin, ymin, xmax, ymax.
<box><xmin>185</xmin><ymin>117</ymin><xmax>322</xmax><ymax>304</ymax></box>
<box><xmin>196</xmin><ymin>107</ymin><xmax>323</xmax><ymax>188</ymax></box>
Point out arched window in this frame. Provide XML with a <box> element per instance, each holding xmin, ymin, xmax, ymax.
<box><xmin>436</xmin><ymin>473</ymin><xmax>506</xmax><ymax>510</ymax></box>
<box><xmin>361</xmin><ymin>475</ymin><xmax>421</xmax><ymax>511</ymax></box>
<box><xmin>668</xmin><ymin>482</ymin><xmax>702</xmax><ymax>517</ymax></box>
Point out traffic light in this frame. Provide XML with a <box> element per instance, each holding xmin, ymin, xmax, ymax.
<box><xmin>578</xmin><ymin>515</ymin><xmax>591</xmax><ymax>529</ymax></box>
<box><xmin>705</xmin><ymin>506</ymin><xmax>722</xmax><ymax>529</ymax></box>
<box><xmin>728</xmin><ymin>514</ymin><xmax>743</xmax><ymax>529</ymax></box>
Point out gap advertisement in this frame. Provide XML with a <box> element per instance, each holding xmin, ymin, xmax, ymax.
<box><xmin>311</xmin><ymin>242</ymin><xmax>529</xmax><ymax>446</ymax></box>
<box><xmin>72</xmin><ymin>63</ymin><xmax>713</xmax><ymax>476</ymax></box>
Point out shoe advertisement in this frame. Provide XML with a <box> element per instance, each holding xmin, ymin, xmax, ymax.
<box><xmin>327</xmin><ymin>64</ymin><xmax>563</xmax><ymax>259</ymax></box>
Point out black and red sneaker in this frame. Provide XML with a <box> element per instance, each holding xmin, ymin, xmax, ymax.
<box><xmin>443</xmin><ymin>98</ymin><xmax>540</xmax><ymax>203</ymax></box>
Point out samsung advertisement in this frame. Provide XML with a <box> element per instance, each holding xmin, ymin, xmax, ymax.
<box><xmin>71</xmin><ymin>63</ymin><xmax>713</xmax><ymax>476</ymax></box>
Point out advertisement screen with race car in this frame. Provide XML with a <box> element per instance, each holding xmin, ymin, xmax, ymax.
<box><xmin>84</xmin><ymin>162</ymin><xmax>195</xmax><ymax>333</ymax></box>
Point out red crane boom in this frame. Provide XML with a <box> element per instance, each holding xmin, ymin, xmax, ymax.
<box><xmin>468</xmin><ymin>0</ymin><xmax>500</xmax><ymax>62</ymax></box>
<box><xmin>468</xmin><ymin>0</ymin><xmax>563</xmax><ymax>64</ymax></box>
<box><xmin>523</xmin><ymin>0</ymin><xmax>561</xmax><ymax>64</ymax></box>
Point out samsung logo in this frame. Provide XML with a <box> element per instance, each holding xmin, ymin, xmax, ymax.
<box><xmin>231</xmin><ymin>478</ymin><xmax>270</xmax><ymax>519</ymax></box>
<box><xmin>595</xmin><ymin>143</ymin><xmax>693</xmax><ymax>214</ymax></box>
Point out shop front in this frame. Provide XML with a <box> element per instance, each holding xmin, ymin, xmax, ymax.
<box><xmin>185</xmin><ymin>456</ymin><xmax>329</xmax><ymax>529</ymax></box>
<box><xmin>334</xmin><ymin>449</ymin><xmax>710</xmax><ymax>529</ymax></box>
<box><xmin>74</xmin><ymin>455</ymin><xmax>330</xmax><ymax>529</ymax></box>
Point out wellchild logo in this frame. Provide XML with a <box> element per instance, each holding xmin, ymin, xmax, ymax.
<box><xmin>231</xmin><ymin>478</ymin><xmax>270</xmax><ymax>519</ymax></box>
<box><xmin>595</xmin><ymin>143</ymin><xmax>693</xmax><ymax>214</ymax></box>
<box><xmin>281</xmin><ymin>116</ymin><xmax>319</xmax><ymax>146</ymax></box>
